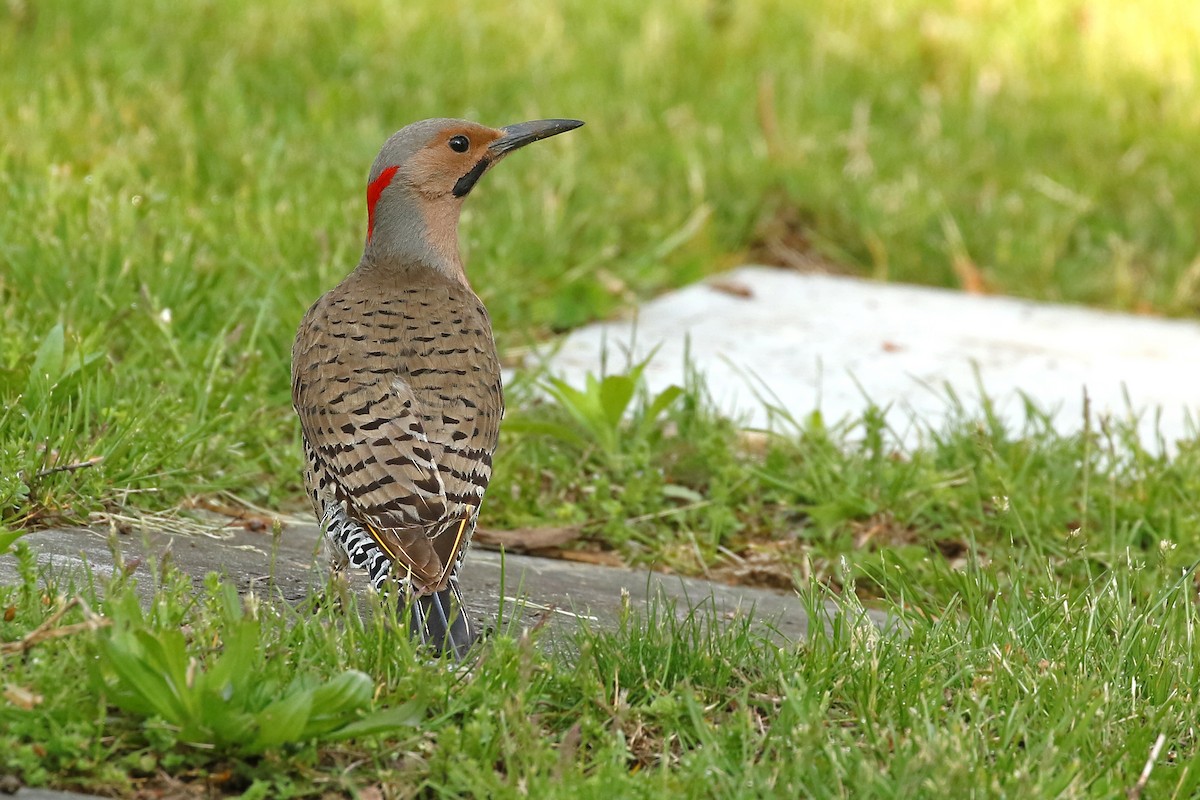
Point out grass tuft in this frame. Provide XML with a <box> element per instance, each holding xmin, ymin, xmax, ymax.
<box><xmin>5</xmin><ymin>550</ymin><xmax>1200</xmax><ymax>795</ymax></box>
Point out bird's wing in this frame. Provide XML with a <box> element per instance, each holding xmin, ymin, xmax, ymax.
<box><xmin>399</xmin><ymin>291</ymin><xmax>504</xmax><ymax>584</ymax></box>
<box><xmin>292</xmin><ymin>309</ymin><xmax>449</xmax><ymax>587</ymax></box>
<box><xmin>402</xmin><ymin>301</ymin><xmax>503</xmax><ymax>516</ymax></box>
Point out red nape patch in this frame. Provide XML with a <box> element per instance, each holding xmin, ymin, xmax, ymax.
<box><xmin>366</xmin><ymin>165</ymin><xmax>400</xmax><ymax>242</ymax></box>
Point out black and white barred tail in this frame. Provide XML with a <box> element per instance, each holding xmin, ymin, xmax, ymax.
<box><xmin>321</xmin><ymin>501</ymin><xmax>475</xmax><ymax>659</ymax></box>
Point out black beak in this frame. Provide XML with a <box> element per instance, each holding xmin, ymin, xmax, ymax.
<box><xmin>453</xmin><ymin>118</ymin><xmax>584</xmax><ymax>197</ymax></box>
<box><xmin>488</xmin><ymin>118</ymin><xmax>585</xmax><ymax>157</ymax></box>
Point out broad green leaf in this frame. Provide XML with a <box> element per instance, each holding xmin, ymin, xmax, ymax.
<box><xmin>251</xmin><ymin>689</ymin><xmax>314</xmax><ymax>750</ymax></box>
<box><xmin>217</xmin><ymin>581</ymin><xmax>245</xmax><ymax>621</ymax></box>
<box><xmin>309</xmin><ymin>671</ymin><xmax>372</xmax><ymax>715</ymax></box>
<box><xmin>502</xmin><ymin>418</ymin><xmax>590</xmax><ymax>449</ymax></box>
<box><xmin>0</xmin><ymin>528</ymin><xmax>28</xmax><ymax>555</ymax></box>
<box><xmin>55</xmin><ymin>347</ymin><xmax>103</xmax><ymax>383</ymax></box>
<box><xmin>99</xmin><ymin>632</ymin><xmax>191</xmax><ymax>722</ymax></box>
<box><xmin>644</xmin><ymin>385</ymin><xmax>684</xmax><ymax>421</ymax></box>
<box><xmin>327</xmin><ymin>699</ymin><xmax>425</xmax><ymax>740</ymax></box>
<box><xmin>661</xmin><ymin>484</ymin><xmax>704</xmax><ymax>503</ymax></box>
<box><xmin>95</xmin><ymin>641</ymin><xmax>163</xmax><ymax>717</ymax></box>
<box><xmin>543</xmin><ymin>376</ymin><xmax>588</xmax><ymax>411</ymax></box>
<box><xmin>545</xmin><ymin>376</ymin><xmax>603</xmax><ymax>426</ymax></box>
<box><xmin>305</xmin><ymin>671</ymin><xmax>374</xmax><ymax>735</ymax></box>
<box><xmin>27</xmin><ymin>323</ymin><xmax>64</xmax><ymax>393</ymax></box>
<box><xmin>132</xmin><ymin>629</ymin><xmax>195</xmax><ymax>720</ymax></box>
<box><xmin>203</xmin><ymin>617</ymin><xmax>260</xmax><ymax>701</ymax></box>
<box><xmin>194</xmin><ymin>692</ymin><xmax>256</xmax><ymax>746</ymax></box>
<box><xmin>599</xmin><ymin>374</ymin><xmax>636</xmax><ymax>430</ymax></box>
<box><xmin>134</xmin><ymin>629</ymin><xmax>190</xmax><ymax>689</ymax></box>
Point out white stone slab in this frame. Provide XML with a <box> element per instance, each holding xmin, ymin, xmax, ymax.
<box><xmin>544</xmin><ymin>266</ymin><xmax>1200</xmax><ymax>449</ymax></box>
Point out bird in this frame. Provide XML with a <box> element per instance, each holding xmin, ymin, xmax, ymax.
<box><xmin>291</xmin><ymin>117</ymin><xmax>584</xmax><ymax>658</ymax></box>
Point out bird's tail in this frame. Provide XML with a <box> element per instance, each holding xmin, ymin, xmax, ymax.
<box><xmin>408</xmin><ymin>579</ymin><xmax>475</xmax><ymax>660</ymax></box>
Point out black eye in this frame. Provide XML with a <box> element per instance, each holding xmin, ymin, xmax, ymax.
<box><xmin>448</xmin><ymin>135</ymin><xmax>470</xmax><ymax>153</ymax></box>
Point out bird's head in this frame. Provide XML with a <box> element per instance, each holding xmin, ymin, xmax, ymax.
<box><xmin>362</xmin><ymin>117</ymin><xmax>583</xmax><ymax>280</ymax></box>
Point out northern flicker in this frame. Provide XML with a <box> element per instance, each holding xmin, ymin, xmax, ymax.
<box><xmin>292</xmin><ymin>117</ymin><xmax>583</xmax><ymax>658</ymax></box>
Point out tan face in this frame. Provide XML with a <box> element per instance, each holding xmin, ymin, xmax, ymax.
<box><xmin>364</xmin><ymin>117</ymin><xmax>583</xmax><ymax>252</ymax></box>
<box><xmin>402</xmin><ymin>123</ymin><xmax>505</xmax><ymax>200</ymax></box>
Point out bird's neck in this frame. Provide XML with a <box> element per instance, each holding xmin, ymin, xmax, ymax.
<box><xmin>362</xmin><ymin>194</ymin><xmax>469</xmax><ymax>286</ymax></box>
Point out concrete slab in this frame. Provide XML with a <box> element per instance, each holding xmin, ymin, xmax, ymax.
<box><xmin>0</xmin><ymin>522</ymin><xmax>885</xmax><ymax>648</ymax></box>
<box><xmin>546</xmin><ymin>266</ymin><xmax>1200</xmax><ymax>448</ymax></box>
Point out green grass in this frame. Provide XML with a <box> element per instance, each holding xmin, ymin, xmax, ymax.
<box><xmin>3</xmin><ymin>544</ymin><xmax>1200</xmax><ymax>797</ymax></box>
<box><xmin>4</xmin><ymin>0</ymin><xmax>1200</xmax><ymax>794</ymax></box>
<box><xmin>2</xmin><ymin>0</ymin><xmax>1200</xmax><ymax>535</ymax></box>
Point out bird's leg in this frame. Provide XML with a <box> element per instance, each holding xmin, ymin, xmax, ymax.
<box><xmin>426</xmin><ymin>587</ymin><xmax>452</xmax><ymax>639</ymax></box>
<box><xmin>450</xmin><ymin>576</ymin><xmax>481</xmax><ymax>645</ymax></box>
<box><xmin>410</xmin><ymin>575</ymin><xmax>477</xmax><ymax>660</ymax></box>
<box><xmin>407</xmin><ymin>584</ymin><xmax>428</xmax><ymax>647</ymax></box>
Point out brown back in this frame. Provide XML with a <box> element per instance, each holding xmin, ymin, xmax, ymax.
<box><xmin>292</xmin><ymin>258</ymin><xmax>503</xmax><ymax>589</ymax></box>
